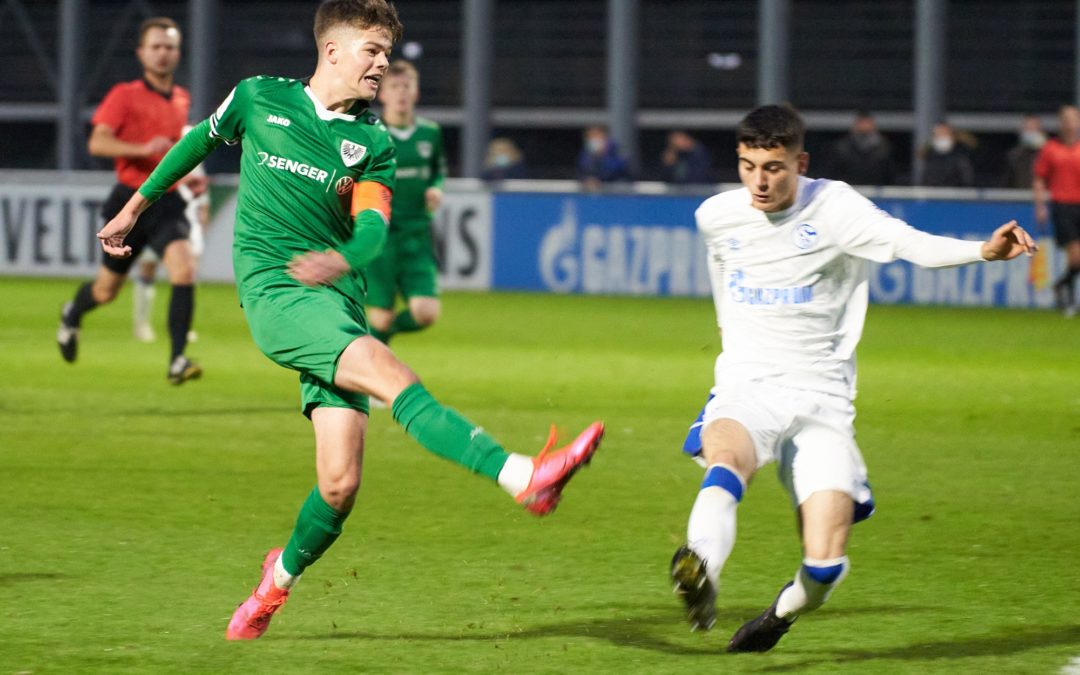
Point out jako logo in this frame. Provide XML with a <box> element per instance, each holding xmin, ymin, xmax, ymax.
<box><xmin>255</xmin><ymin>152</ymin><xmax>329</xmax><ymax>183</ymax></box>
<box><xmin>266</xmin><ymin>114</ymin><xmax>291</xmax><ymax>127</ymax></box>
<box><xmin>538</xmin><ymin>201</ymin><xmax>711</xmax><ymax>296</ymax></box>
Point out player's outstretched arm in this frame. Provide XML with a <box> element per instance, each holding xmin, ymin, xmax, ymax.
<box><xmin>835</xmin><ymin>187</ymin><xmax>1036</xmax><ymax>268</ymax></box>
<box><xmin>980</xmin><ymin>220</ymin><xmax>1037</xmax><ymax>261</ymax></box>
<box><xmin>137</xmin><ymin>119</ymin><xmax>222</xmax><ymax>204</ymax></box>
<box><xmin>99</xmin><ymin>121</ymin><xmax>222</xmax><ymax>258</ymax></box>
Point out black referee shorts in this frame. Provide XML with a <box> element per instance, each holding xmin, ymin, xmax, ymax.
<box><xmin>1050</xmin><ymin>202</ymin><xmax>1080</xmax><ymax>247</ymax></box>
<box><xmin>100</xmin><ymin>184</ymin><xmax>190</xmax><ymax>275</ymax></box>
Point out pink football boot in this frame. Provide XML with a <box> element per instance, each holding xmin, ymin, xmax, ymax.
<box><xmin>226</xmin><ymin>547</ymin><xmax>290</xmax><ymax>640</ymax></box>
<box><xmin>516</xmin><ymin>421</ymin><xmax>604</xmax><ymax>516</ymax></box>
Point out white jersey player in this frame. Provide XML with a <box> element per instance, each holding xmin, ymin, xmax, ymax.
<box><xmin>670</xmin><ymin>104</ymin><xmax>1036</xmax><ymax>652</ymax></box>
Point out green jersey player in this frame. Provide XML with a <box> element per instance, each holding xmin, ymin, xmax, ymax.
<box><xmin>96</xmin><ymin>0</ymin><xmax>603</xmax><ymax>642</ymax></box>
<box><xmin>366</xmin><ymin>60</ymin><xmax>446</xmax><ymax>344</ymax></box>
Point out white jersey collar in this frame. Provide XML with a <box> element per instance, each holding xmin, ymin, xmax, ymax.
<box><xmin>388</xmin><ymin>124</ymin><xmax>417</xmax><ymax>141</ymax></box>
<box><xmin>304</xmin><ymin>86</ymin><xmax>360</xmax><ymax>121</ymax></box>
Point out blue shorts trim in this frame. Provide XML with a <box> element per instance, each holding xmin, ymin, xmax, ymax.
<box><xmin>854</xmin><ymin>493</ymin><xmax>875</xmax><ymax>524</ymax></box>
<box><xmin>680</xmin><ymin>392</ymin><xmax>877</xmax><ymax>525</ymax></box>
<box><xmin>681</xmin><ymin>393</ymin><xmax>714</xmax><ymax>457</ymax></box>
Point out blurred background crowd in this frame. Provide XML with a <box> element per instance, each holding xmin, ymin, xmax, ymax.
<box><xmin>1</xmin><ymin>0</ymin><xmax>1075</xmax><ymax>189</ymax></box>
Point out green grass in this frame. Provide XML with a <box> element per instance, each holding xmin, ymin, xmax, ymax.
<box><xmin>2</xmin><ymin>278</ymin><xmax>1078</xmax><ymax>674</ymax></box>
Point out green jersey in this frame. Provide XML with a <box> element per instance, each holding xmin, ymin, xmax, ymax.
<box><xmin>386</xmin><ymin>116</ymin><xmax>446</xmax><ymax>231</ymax></box>
<box><xmin>208</xmin><ymin>76</ymin><xmax>397</xmax><ymax>296</ymax></box>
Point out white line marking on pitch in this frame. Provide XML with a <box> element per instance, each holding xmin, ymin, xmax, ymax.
<box><xmin>1061</xmin><ymin>656</ymin><xmax>1080</xmax><ymax>674</ymax></box>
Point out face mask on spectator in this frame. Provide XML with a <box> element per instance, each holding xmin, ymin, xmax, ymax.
<box><xmin>931</xmin><ymin>136</ymin><xmax>954</xmax><ymax>154</ymax></box>
<box><xmin>1020</xmin><ymin>130</ymin><xmax>1046</xmax><ymax>149</ymax></box>
<box><xmin>587</xmin><ymin>138</ymin><xmax>606</xmax><ymax>154</ymax></box>
<box><xmin>493</xmin><ymin>153</ymin><xmax>512</xmax><ymax>167</ymax></box>
<box><xmin>852</xmin><ymin>131</ymin><xmax>881</xmax><ymax>151</ymax></box>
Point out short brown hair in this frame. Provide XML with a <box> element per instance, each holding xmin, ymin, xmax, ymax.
<box><xmin>314</xmin><ymin>0</ymin><xmax>403</xmax><ymax>45</ymax></box>
<box><xmin>385</xmin><ymin>60</ymin><xmax>418</xmax><ymax>81</ymax></box>
<box><xmin>138</xmin><ymin>17</ymin><xmax>180</xmax><ymax>46</ymax></box>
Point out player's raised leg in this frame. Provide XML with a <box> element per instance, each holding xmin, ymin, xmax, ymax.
<box><xmin>227</xmin><ymin>406</ymin><xmax>366</xmax><ymax>640</ymax></box>
<box><xmin>727</xmin><ymin>490</ymin><xmax>853</xmax><ymax>653</ymax></box>
<box><xmin>334</xmin><ymin>335</ymin><xmax>603</xmax><ymax>515</ymax></box>
<box><xmin>673</xmin><ymin>415</ymin><xmax>756</xmax><ymax>631</ymax></box>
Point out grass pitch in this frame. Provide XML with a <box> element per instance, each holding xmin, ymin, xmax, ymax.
<box><xmin>2</xmin><ymin>278</ymin><xmax>1078</xmax><ymax>674</ymax></box>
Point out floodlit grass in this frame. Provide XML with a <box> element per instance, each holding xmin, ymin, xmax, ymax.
<box><xmin>2</xmin><ymin>278</ymin><xmax>1078</xmax><ymax>673</ymax></box>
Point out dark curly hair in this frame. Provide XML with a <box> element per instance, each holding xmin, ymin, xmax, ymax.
<box><xmin>736</xmin><ymin>104</ymin><xmax>805</xmax><ymax>151</ymax></box>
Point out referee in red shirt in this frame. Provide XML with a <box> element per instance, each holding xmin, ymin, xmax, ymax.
<box><xmin>57</xmin><ymin>17</ymin><xmax>206</xmax><ymax>383</ymax></box>
<box><xmin>1034</xmin><ymin>104</ymin><xmax>1080</xmax><ymax>317</ymax></box>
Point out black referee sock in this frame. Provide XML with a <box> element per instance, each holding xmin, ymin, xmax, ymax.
<box><xmin>168</xmin><ymin>284</ymin><xmax>194</xmax><ymax>359</ymax></box>
<box><xmin>1055</xmin><ymin>265</ymin><xmax>1080</xmax><ymax>290</ymax></box>
<box><xmin>66</xmin><ymin>282</ymin><xmax>98</xmax><ymax>327</ymax></box>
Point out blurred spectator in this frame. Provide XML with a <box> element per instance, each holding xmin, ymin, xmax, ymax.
<box><xmin>481</xmin><ymin>137</ymin><xmax>527</xmax><ymax>181</ymax></box>
<box><xmin>577</xmin><ymin>125</ymin><xmax>632</xmax><ymax>189</ymax></box>
<box><xmin>824</xmin><ymin>110</ymin><xmax>894</xmax><ymax>186</ymax></box>
<box><xmin>919</xmin><ymin>121</ymin><xmax>975</xmax><ymax>187</ymax></box>
<box><xmin>1003</xmin><ymin>114</ymin><xmax>1045</xmax><ymax>188</ymax></box>
<box><xmin>660</xmin><ymin>130</ymin><xmax>713</xmax><ymax>184</ymax></box>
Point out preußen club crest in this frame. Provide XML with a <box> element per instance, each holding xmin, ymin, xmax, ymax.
<box><xmin>340</xmin><ymin>140</ymin><xmax>367</xmax><ymax>167</ymax></box>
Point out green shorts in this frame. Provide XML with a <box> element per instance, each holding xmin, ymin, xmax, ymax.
<box><xmin>241</xmin><ymin>280</ymin><xmax>369</xmax><ymax>417</ymax></box>
<box><xmin>365</xmin><ymin>226</ymin><xmax>439</xmax><ymax>310</ymax></box>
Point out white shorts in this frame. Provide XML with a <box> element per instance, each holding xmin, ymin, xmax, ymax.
<box><xmin>694</xmin><ymin>377</ymin><xmax>874</xmax><ymax>513</ymax></box>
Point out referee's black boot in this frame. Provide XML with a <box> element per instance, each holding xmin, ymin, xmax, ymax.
<box><xmin>57</xmin><ymin>302</ymin><xmax>79</xmax><ymax>363</ymax></box>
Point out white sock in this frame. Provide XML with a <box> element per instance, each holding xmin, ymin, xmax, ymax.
<box><xmin>497</xmin><ymin>453</ymin><xmax>534</xmax><ymax>497</ymax></box>
<box><xmin>133</xmin><ymin>278</ymin><xmax>155</xmax><ymax>326</ymax></box>
<box><xmin>272</xmin><ymin>555</ymin><xmax>301</xmax><ymax>590</ymax></box>
<box><xmin>687</xmin><ymin>464</ymin><xmax>743</xmax><ymax>587</ymax></box>
<box><xmin>775</xmin><ymin>556</ymin><xmax>850</xmax><ymax>619</ymax></box>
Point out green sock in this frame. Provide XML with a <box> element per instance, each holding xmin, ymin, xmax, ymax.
<box><xmin>391</xmin><ymin>382</ymin><xmax>509</xmax><ymax>481</ymax></box>
<box><xmin>371</xmin><ymin>326</ymin><xmax>391</xmax><ymax>344</ymax></box>
<box><xmin>280</xmin><ymin>487</ymin><xmax>350</xmax><ymax>576</ymax></box>
<box><xmin>392</xmin><ymin>309</ymin><xmax>424</xmax><ymax>335</ymax></box>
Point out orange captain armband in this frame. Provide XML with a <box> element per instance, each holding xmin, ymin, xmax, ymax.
<box><xmin>350</xmin><ymin>181</ymin><xmax>392</xmax><ymax>222</ymax></box>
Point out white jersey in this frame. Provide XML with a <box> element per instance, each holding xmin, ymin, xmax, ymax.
<box><xmin>696</xmin><ymin>177</ymin><xmax>985</xmax><ymax>399</ymax></box>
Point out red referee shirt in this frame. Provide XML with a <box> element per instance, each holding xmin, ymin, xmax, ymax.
<box><xmin>1034</xmin><ymin>137</ymin><xmax>1080</xmax><ymax>205</ymax></box>
<box><xmin>90</xmin><ymin>79</ymin><xmax>191</xmax><ymax>190</ymax></box>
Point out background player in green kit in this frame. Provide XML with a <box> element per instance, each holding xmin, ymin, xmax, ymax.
<box><xmin>366</xmin><ymin>60</ymin><xmax>445</xmax><ymax>344</ymax></box>
<box><xmin>96</xmin><ymin>0</ymin><xmax>604</xmax><ymax>641</ymax></box>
